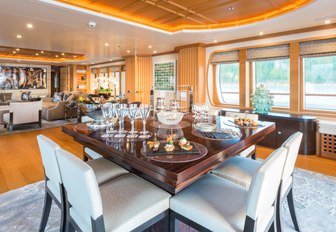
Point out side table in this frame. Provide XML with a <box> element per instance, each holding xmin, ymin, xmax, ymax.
<box><xmin>65</xmin><ymin>105</ymin><xmax>78</xmax><ymax>120</ymax></box>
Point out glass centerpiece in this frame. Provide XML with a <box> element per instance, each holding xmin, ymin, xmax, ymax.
<box><xmin>251</xmin><ymin>84</ymin><xmax>274</xmax><ymax>114</ymax></box>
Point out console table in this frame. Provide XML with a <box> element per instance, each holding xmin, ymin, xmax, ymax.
<box><xmin>220</xmin><ymin>109</ymin><xmax>317</xmax><ymax>155</ymax></box>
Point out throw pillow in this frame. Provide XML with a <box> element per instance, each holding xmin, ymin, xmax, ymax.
<box><xmin>21</xmin><ymin>91</ymin><xmax>31</xmax><ymax>101</ymax></box>
<box><xmin>66</xmin><ymin>94</ymin><xmax>75</xmax><ymax>102</ymax></box>
<box><xmin>63</xmin><ymin>92</ymin><xmax>72</xmax><ymax>101</ymax></box>
<box><xmin>53</xmin><ymin>92</ymin><xmax>64</xmax><ymax>102</ymax></box>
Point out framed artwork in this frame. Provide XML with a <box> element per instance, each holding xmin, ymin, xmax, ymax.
<box><xmin>153</xmin><ymin>61</ymin><xmax>176</xmax><ymax>91</ymax></box>
<box><xmin>0</xmin><ymin>65</ymin><xmax>47</xmax><ymax>89</ymax></box>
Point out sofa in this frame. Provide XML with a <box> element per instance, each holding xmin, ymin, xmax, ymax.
<box><xmin>3</xmin><ymin>101</ymin><xmax>42</xmax><ymax>131</ymax></box>
<box><xmin>42</xmin><ymin>92</ymin><xmax>79</xmax><ymax>121</ymax></box>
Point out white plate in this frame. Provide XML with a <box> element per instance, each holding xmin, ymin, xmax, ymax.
<box><xmin>195</xmin><ymin>123</ymin><xmax>217</xmax><ymax>132</ymax></box>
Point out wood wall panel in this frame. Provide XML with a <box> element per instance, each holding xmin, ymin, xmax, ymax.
<box><xmin>178</xmin><ymin>45</ymin><xmax>206</xmax><ymax>103</ymax></box>
<box><xmin>125</xmin><ymin>57</ymin><xmax>136</xmax><ymax>102</ymax></box>
<box><xmin>135</xmin><ymin>56</ymin><xmax>153</xmax><ymax>104</ymax></box>
<box><xmin>239</xmin><ymin>49</ymin><xmax>247</xmax><ymax>109</ymax></box>
<box><xmin>290</xmin><ymin>42</ymin><xmax>300</xmax><ymax>113</ymax></box>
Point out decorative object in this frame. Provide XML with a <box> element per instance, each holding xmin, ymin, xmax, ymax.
<box><xmin>0</xmin><ymin>65</ymin><xmax>47</xmax><ymax>89</ymax></box>
<box><xmin>153</xmin><ymin>61</ymin><xmax>176</xmax><ymax>91</ymax></box>
<box><xmin>157</xmin><ymin>111</ymin><xmax>184</xmax><ymax>125</ymax></box>
<box><xmin>251</xmin><ymin>84</ymin><xmax>274</xmax><ymax>114</ymax></box>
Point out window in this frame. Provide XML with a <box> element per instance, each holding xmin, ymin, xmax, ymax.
<box><xmin>254</xmin><ymin>59</ymin><xmax>290</xmax><ymax>108</ymax></box>
<box><xmin>218</xmin><ymin>63</ymin><xmax>239</xmax><ymax>105</ymax></box>
<box><xmin>303</xmin><ymin>55</ymin><xmax>336</xmax><ymax>111</ymax></box>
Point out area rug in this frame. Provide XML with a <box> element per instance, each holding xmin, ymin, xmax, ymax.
<box><xmin>0</xmin><ymin>168</ymin><xmax>335</xmax><ymax>232</ymax></box>
<box><xmin>0</xmin><ymin>118</ymin><xmax>77</xmax><ymax>136</ymax></box>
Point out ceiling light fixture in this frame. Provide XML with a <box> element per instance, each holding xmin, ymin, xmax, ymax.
<box><xmin>105</xmin><ymin>43</ymin><xmax>109</xmax><ymax>47</ymax></box>
<box><xmin>214</xmin><ymin>40</ymin><xmax>218</xmax><ymax>43</ymax></box>
<box><xmin>88</xmin><ymin>21</ymin><xmax>96</xmax><ymax>28</ymax></box>
<box><xmin>325</xmin><ymin>20</ymin><xmax>331</xmax><ymax>24</ymax></box>
<box><xmin>12</xmin><ymin>51</ymin><xmax>16</xmax><ymax>54</ymax></box>
<box><xmin>259</xmin><ymin>32</ymin><xmax>264</xmax><ymax>35</ymax></box>
<box><xmin>74</xmin><ymin>55</ymin><xmax>77</xmax><ymax>58</ymax></box>
<box><xmin>35</xmin><ymin>53</ymin><xmax>39</xmax><ymax>56</ymax></box>
<box><xmin>148</xmin><ymin>45</ymin><xmax>152</xmax><ymax>49</ymax></box>
<box><xmin>61</xmin><ymin>53</ymin><xmax>65</xmax><ymax>56</ymax></box>
<box><xmin>16</xmin><ymin>48</ymin><xmax>20</xmax><ymax>51</ymax></box>
<box><xmin>40</xmin><ymin>51</ymin><xmax>44</xmax><ymax>53</ymax></box>
<box><xmin>16</xmin><ymin>34</ymin><xmax>22</xmax><ymax>39</ymax></box>
<box><xmin>153</xmin><ymin>50</ymin><xmax>157</xmax><ymax>54</ymax></box>
<box><xmin>228</xmin><ymin>7</ymin><xmax>235</xmax><ymax>11</ymax></box>
<box><xmin>55</xmin><ymin>55</ymin><xmax>59</xmax><ymax>57</ymax></box>
<box><xmin>27</xmin><ymin>23</ymin><xmax>33</xmax><ymax>29</ymax></box>
<box><xmin>127</xmin><ymin>50</ymin><xmax>130</xmax><ymax>53</ymax></box>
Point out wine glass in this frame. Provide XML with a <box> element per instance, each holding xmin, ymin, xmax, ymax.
<box><xmin>127</xmin><ymin>104</ymin><xmax>139</xmax><ymax>138</ymax></box>
<box><xmin>169</xmin><ymin>99</ymin><xmax>179</xmax><ymax>111</ymax></box>
<box><xmin>101</xmin><ymin>103</ymin><xmax>112</xmax><ymax>138</ymax></box>
<box><xmin>107</xmin><ymin>103</ymin><xmax>118</xmax><ymax>134</ymax></box>
<box><xmin>139</xmin><ymin>104</ymin><xmax>151</xmax><ymax>139</ymax></box>
<box><xmin>114</xmin><ymin>104</ymin><xmax>128</xmax><ymax>138</ymax></box>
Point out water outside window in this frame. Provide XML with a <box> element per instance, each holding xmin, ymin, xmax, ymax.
<box><xmin>218</xmin><ymin>63</ymin><xmax>239</xmax><ymax>105</ymax></box>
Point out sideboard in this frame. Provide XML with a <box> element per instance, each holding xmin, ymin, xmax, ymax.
<box><xmin>220</xmin><ymin>109</ymin><xmax>317</xmax><ymax>155</ymax></box>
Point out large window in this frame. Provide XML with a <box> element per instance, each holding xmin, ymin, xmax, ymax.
<box><xmin>254</xmin><ymin>59</ymin><xmax>290</xmax><ymax>108</ymax></box>
<box><xmin>303</xmin><ymin>55</ymin><xmax>336</xmax><ymax>111</ymax></box>
<box><xmin>218</xmin><ymin>63</ymin><xmax>239</xmax><ymax>105</ymax></box>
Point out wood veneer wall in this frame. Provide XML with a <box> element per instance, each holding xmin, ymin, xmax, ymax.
<box><xmin>290</xmin><ymin>42</ymin><xmax>300</xmax><ymax>113</ymax></box>
<box><xmin>178</xmin><ymin>45</ymin><xmax>206</xmax><ymax>103</ymax></box>
<box><xmin>125</xmin><ymin>56</ymin><xmax>153</xmax><ymax>104</ymax></box>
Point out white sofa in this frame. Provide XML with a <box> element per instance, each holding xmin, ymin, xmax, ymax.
<box><xmin>3</xmin><ymin>101</ymin><xmax>42</xmax><ymax>131</ymax></box>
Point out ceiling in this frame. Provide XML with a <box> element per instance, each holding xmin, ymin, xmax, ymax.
<box><xmin>56</xmin><ymin>0</ymin><xmax>313</xmax><ymax>31</ymax></box>
<box><xmin>0</xmin><ymin>0</ymin><xmax>335</xmax><ymax>65</ymax></box>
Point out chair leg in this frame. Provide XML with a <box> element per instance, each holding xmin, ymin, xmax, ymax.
<box><xmin>276</xmin><ymin>197</ymin><xmax>283</xmax><ymax>232</ymax></box>
<box><xmin>39</xmin><ymin>191</ymin><xmax>53</xmax><ymax>232</ymax></box>
<box><xmin>169</xmin><ymin>210</ymin><xmax>175</xmax><ymax>232</ymax></box>
<box><xmin>268</xmin><ymin>222</ymin><xmax>275</xmax><ymax>232</ymax></box>
<box><xmin>287</xmin><ymin>188</ymin><xmax>300</xmax><ymax>231</ymax></box>
<box><xmin>251</xmin><ymin>152</ymin><xmax>256</xmax><ymax>160</ymax></box>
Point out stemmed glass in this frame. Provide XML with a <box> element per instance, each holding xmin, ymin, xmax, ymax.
<box><xmin>101</xmin><ymin>103</ymin><xmax>112</xmax><ymax>138</ymax></box>
<box><xmin>139</xmin><ymin>104</ymin><xmax>151</xmax><ymax>139</ymax></box>
<box><xmin>108</xmin><ymin>103</ymin><xmax>118</xmax><ymax>133</ymax></box>
<box><xmin>127</xmin><ymin>104</ymin><xmax>139</xmax><ymax>138</ymax></box>
<box><xmin>114</xmin><ymin>104</ymin><xmax>128</xmax><ymax>138</ymax></box>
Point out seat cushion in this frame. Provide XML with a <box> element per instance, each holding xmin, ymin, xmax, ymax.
<box><xmin>87</xmin><ymin>158</ymin><xmax>129</xmax><ymax>185</ymax></box>
<box><xmin>42</xmin><ymin>102</ymin><xmax>57</xmax><ymax>109</ymax></box>
<box><xmin>70</xmin><ymin>173</ymin><xmax>171</xmax><ymax>232</ymax></box>
<box><xmin>211</xmin><ymin>156</ymin><xmax>262</xmax><ymax>188</ymax></box>
<box><xmin>170</xmin><ymin>174</ymin><xmax>248</xmax><ymax>232</ymax></box>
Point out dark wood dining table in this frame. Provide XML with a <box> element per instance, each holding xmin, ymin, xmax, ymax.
<box><xmin>62</xmin><ymin>114</ymin><xmax>275</xmax><ymax>194</ymax></box>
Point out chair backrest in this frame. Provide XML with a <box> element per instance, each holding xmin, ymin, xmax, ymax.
<box><xmin>36</xmin><ymin>135</ymin><xmax>62</xmax><ymax>195</ymax></box>
<box><xmin>281</xmin><ymin>132</ymin><xmax>303</xmax><ymax>183</ymax></box>
<box><xmin>246</xmin><ymin>147</ymin><xmax>287</xmax><ymax>223</ymax></box>
<box><xmin>10</xmin><ymin>100</ymin><xmax>42</xmax><ymax>124</ymax></box>
<box><xmin>56</xmin><ymin>148</ymin><xmax>103</xmax><ymax>229</ymax></box>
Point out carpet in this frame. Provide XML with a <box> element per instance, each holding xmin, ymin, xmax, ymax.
<box><xmin>0</xmin><ymin>118</ymin><xmax>77</xmax><ymax>136</ymax></box>
<box><xmin>0</xmin><ymin>169</ymin><xmax>335</xmax><ymax>232</ymax></box>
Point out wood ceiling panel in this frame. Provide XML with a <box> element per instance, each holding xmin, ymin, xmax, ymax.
<box><xmin>57</xmin><ymin>0</ymin><xmax>315</xmax><ymax>31</ymax></box>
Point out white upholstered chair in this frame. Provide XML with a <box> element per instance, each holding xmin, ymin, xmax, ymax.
<box><xmin>3</xmin><ymin>100</ymin><xmax>42</xmax><ymax>131</ymax></box>
<box><xmin>36</xmin><ymin>135</ymin><xmax>129</xmax><ymax>232</ymax></box>
<box><xmin>211</xmin><ymin>132</ymin><xmax>303</xmax><ymax>232</ymax></box>
<box><xmin>170</xmin><ymin>147</ymin><xmax>287</xmax><ymax>232</ymax></box>
<box><xmin>225</xmin><ymin>111</ymin><xmax>259</xmax><ymax>158</ymax></box>
<box><xmin>56</xmin><ymin>148</ymin><xmax>171</xmax><ymax>232</ymax></box>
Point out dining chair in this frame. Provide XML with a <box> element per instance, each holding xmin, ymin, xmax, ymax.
<box><xmin>36</xmin><ymin>135</ymin><xmax>129</xmax><ymax>232</ymax></box>
<box><xmin>170</xmin><ymin>147</ymin><xmax>287</xmax><ymax>232</ymax></box>
<box><xmin>225</xmin><ymin>111</ymin><xmax>259</xmax><ymax>159</ymax></box>
<box><xmin>211</xmin><ymin>131</ymin><xmax>303</xmax><ymax>232</ymax></box>
<box><xmin>56</xmin><ymin>148</ymin><xmax>171</xmax><ymax>232</ymax></box>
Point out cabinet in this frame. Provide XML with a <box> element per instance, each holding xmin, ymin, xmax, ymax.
<box><xmin>220</xmin><ymin>109</ymin><xmax>317</xmax><ymax>155</ymax></box>
<box><xmin>70</xmin><ymin>65</ymin><xmax>88</xmax><ymax>93</ymax></box>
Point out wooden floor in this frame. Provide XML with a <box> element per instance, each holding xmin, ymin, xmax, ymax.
<box><xmin>0</xmin><ymin>127</ymin><xmax>335</xmax><ymax>193</ymax></box>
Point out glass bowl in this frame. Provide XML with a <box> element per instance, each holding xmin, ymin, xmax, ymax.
<box><xmin>157</xmin><ymin>111</ymin><xmax>184</xmax><ymax>125</ymax></box>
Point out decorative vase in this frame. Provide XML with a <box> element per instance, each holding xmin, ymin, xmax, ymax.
<box><xmin>251</xmin><ymin>84</ymin><xmax>274</xmax><ymax>114</ymax></box>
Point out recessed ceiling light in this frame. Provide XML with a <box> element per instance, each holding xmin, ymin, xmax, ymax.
<box><xmin>110</xmin><ymin>59</ymin><xmax>113</xmax><ymax>61</ymax></box>
<box><xmin>73</xmin><ymin>55</ymin><xmax>77</xmax><ymax>58</ymax></box>
<box><xmin>148</xmin><ymin>45</ymin><xmax>152</xmax><ymax>49</ymax></box>
<box><xmin>40</xmin><ymin>51</ymin><xmax>44</xmax><ymax>53</ymax></box>
<box><xmin>127</xmin><ymin>50</ymin><xmax>130</xmax><ymax>53</ymax></box>
<box><xmin>228</xmin><ymin>7</ymin><xmax>235</xmax><ymax>11</ymax></box>
<box><xmin>259</xmin><ymin>32</ymin><xmax>264</xmax><ymax>35</ymax></box>
<box><xmin>35</xmin><ymin>53</ymin><xmax>39</xmax><ymax>56</ymax></box>
<box><xmin>16</xmin><ymin>48</ymin><xmax>20</xmax><ymax>51</ymax></box>
<box><xmin>153</xmin><ymin>50</ymin><xmax>157</xmax><ymax>54</ymax></box>
<box><xmin>12</xmin><ymin>51</ymin><xmax>16</xmax><ymax>54</ymax></box>
<box><xmin>16</xmin><ymin>34</ymin><xmax>22</xmax><ymax>39</ymax></box>
<box><xmin>55</xmin><ymin>55</ymin><xmax>59</xmax><ymax>58</ymax></box>
<box><xmin>27</xmin><ymin>23</ymin><xmax>33</xmax><ymax>29</ymax></box>
<box><xmin>91</xmin><ymin>62</ymin><xmax>94</xmax><ymax>64</ymax></box>
<box><xmin>214</xmin><ymin>40</ymin><xmax>218</xmax><ymax>43</ymax></box>
<box><xmin>325</xmin><ymin>20</ymin><xmax>331</xmax><ymax>24</ymax></box>
<box><xmin>105</xmin><ymin>43</ymin><xmax>109</xmax><ymax>47</ymax></box>
<box><xmin>61</xmin><ymin>53</ymin><xmax>65</xmax><ymax>56</ymax></box>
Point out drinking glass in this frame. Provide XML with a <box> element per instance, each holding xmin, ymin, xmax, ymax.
<box><xmin>101</xmin><ymin>103</ymin><xmax>112</xmax><ymax>138</ymax></box>
<box><xmin>107</xmin><ymin>103</ymin><xmax>118</xmax><ymax>134</ymax></box>
<box><xmin>127</xmin><ymin>104</ymin><xmax>139</xmax><ymax>138</ymax></box>
<box><xmin>114</xmin><ymin>104</ymin><xmax>128</xmax><ymax>138</ymax></box>
<box><xmin>139</xmin><ymin>104</ymin><xmax>151</xmax><ymax>139</ymax></box>
<box><xmin>169</xmin><ymin>99</ymin><xmax>179</xmax><ymax>111</ymax></box>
